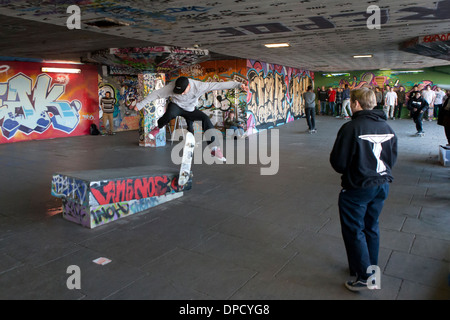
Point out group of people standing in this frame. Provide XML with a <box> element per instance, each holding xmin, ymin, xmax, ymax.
<box><xmin>396</xmin><ymin>84</ymin><xmax>448</xmax><ymax>136</ymax></box>
<box><xmin>303</xmin><ymin>84</ymin><xmax>352</xmax><ymax>133</ymax></box>
<box><xmin>309</xmin><ymin>84</ymin><xmax>450</xmax><ymax>139</ymax></box>
<box><xmin>316</xmin><ymin>85</ymin><xmax>352</xmax><ymax>119</ymax></box>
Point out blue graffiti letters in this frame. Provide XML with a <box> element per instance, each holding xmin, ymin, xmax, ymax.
<box><xmin>0</xmin><ymin>73</ymin><xmax>81</xmax><ymax>139</ymax></box>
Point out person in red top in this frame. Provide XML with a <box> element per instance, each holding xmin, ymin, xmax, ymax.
<box><xmin>328</xmin><ymin>87</ymin><xmax>337</xmax><ymax>116</ymax></box>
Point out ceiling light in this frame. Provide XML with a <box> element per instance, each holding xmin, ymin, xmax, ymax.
<box><xmin>264</xmin><ymin>43</ymin><xmax>290</xmax><ymax>48</ymax></box>
<box><xmin>323</xmin><ymin>73</ymin><xmax>350</xmax><ymax>77</ymax></box>
<box><xmin>353</xmin><ymin>54</ymin><xmax>373</xmax><ymax>58</ymax></box>
<box><xmin>41</xmin><ymin>67</ymin><xmax>81</xmax><ymax>73</ymax></box>
<box><xmin>391</xmin><ymin>70</ymin><xmax>424</xmax><ymax>74</ymax></box>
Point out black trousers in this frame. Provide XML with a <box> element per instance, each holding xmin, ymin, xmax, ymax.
<box><xmin>445</xmin><ymin>124</ymin><xmax>450</xmax><ymax>144</ymax></box>
<box><xmin>158</xmin><ymin>102</ymin><xmax>216</xmax><ymax>145</ymax></box>
<box><xmin>395</xmin><ymin>103</ymin><xmax>404</xmax><ymax>118</ymax></box>
<box><xmin>305</xmin><ymin>108</ymin><xmax>315</xmax><ymax>130</ymax></box>
<box><xmin>412</xmin><ymin>111</ymin><xmax>424</xmax><ymax>132</ymax></box>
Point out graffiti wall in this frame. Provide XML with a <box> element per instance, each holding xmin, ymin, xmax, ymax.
<box><xmin>314</xmin><ymin>67</ymin><xmax>450</xmax><ymax>118</ymax></box>
<box><xmin>175</xmin><ymin>59</ymin><xmax>314</xmax><ymax>133</ymax></box>
<box><xmin>91</xmin><ymin>46</ymin><xmax>210</xmax><ymax>74</ymax></box>
<box><xmin>0</xmin><ymin>61</ymin><xmax>98</xmax><ymax>144</ymax></box>
<box><xmin>246</xmin><ymin>60</ymin><xmax>314</xmax><ymax>132</ymax></box>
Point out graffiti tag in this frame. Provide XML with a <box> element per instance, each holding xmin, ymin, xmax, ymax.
<box><xmin>0</xmin><ymin>73</ymin><xmax>81</xmax><ymax>139</ymax></box>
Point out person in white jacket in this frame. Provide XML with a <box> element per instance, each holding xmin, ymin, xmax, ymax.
<box><xmin>134</xmin><ymin>76</ymin><xmax>248</xmax><ymax>161</ymax></box>
<box><xmin>384</xmin><ymin>87</ymin><xmax>398</xmax><ymax>120</ymax></box>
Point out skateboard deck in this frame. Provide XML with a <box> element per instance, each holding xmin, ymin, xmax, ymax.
<box><xmin>178</xmin><ymin>132</ymin><xmax>195</xmax><ymax>186</ymax></box>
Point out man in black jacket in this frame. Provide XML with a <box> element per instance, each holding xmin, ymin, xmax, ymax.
<box><xmin>330</xmin><ymin>87</ymin><xmax>397</xmax><ymax>291</ymax></box>
<box><xmin>407</xmin><ymin>91</ymin><xmax>429</xmax><ymax>135</ymax></box>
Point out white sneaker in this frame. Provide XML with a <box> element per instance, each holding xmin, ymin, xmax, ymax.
<box><xmin>148</xmin><ymin>126</ymin><xmax>160</xmax><ymax>139</ymax></box>
<box><xmin>211</xmin><ymin>147</ymin><xmax>226</xmax><ymax>162</ymax></box>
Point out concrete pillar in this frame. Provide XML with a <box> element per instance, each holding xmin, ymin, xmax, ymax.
<box><xmin>138</xmin><ymin>73</ymin><xmax>167</xmax><ymax>147</ymax></box>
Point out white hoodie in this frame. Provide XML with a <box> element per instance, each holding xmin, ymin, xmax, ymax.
<box><xmin>136</xmin><ymin>78</ymin><xmax>242</xmax><ymax>112</ymax></box>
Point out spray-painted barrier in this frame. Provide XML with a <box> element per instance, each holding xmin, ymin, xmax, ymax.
<box><xmin>51</xmin><ymin>165</ymin><xmax>191</xmax><ymax>228</ymax></box>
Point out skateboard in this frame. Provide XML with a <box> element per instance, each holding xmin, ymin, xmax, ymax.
<box><xmin>178</xmin><ymin>132</ymin><xmax>195</xmax><ymax>186</ymax></box>
<box><xmin>416</xmin><ymin>132</ymin><xmax>425</xmax><ymax>137</ymax></box>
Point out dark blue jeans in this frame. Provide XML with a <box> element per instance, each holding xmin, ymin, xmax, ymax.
<box><xmin>412</xmin><ymin>111</ymin><xmax>424</xmax><ymax>133</ymax></box>
<box><xmin>338</xmin><ymin>183</ymin><xmax>389</xmax><ymax>280</ymax></box>
<box><xmin>305</xmin><ymin>108</ymin><xmax>315</xmax><ymax>130</ymax></box>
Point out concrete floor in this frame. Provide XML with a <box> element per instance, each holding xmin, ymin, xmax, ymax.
<box><xmin>0</xmin><ymin>116</ymin><xmax>449</xmax><ymax>300</ymax></box>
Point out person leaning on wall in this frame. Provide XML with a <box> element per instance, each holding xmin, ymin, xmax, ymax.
<box><xmin>100</xmin><ymin>91</ymin><xmax>116</xmax><ymax>135</ymax></box>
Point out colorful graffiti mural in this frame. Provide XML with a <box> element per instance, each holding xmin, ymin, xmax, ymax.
<box><xmin>314</xmin><ymin>68</ymin><xmax>450</xmax><ymax>119</ymax></box>
<box><xmin>316</xmin><ymin>69</ymin><xmax>447</xmax><ymax>102</ymax></box>
<box><xmin>0</xmin><ymin>61</ymin><xmax>98</xmax><ymax>144</ymax></box>
<box><xmin>175</xmin><ymin>59</ymin><xmax>248</xmax><ymax>129</ymax></box>
<box><xmin>175</xmin><ymin>59</ymin><xmax>314</xmax><ymax>133</ymax></box>
<box><xmin>246</xmin><ymin>60</ymin><xmax>314</xmax><ymax>132</ymax></box>
<box><xmin>90</xmin><ymin>46</ymin><xmax>210</xmax><ymax>74</ymax></box>
<box><xmin>138</xmin><ymin>73</ymin><xmax>166</xmax><ymax>147</ymax></box>
<box><xmin>89</xmin><ymin>193</ymin><xmax>183</xmax><ymax>227</ymax></box>
<box><xmin>90</xmin><ymin>175</ymin><xmax>182</xmax><ymax>205</ymax></box>
<box><xmin>51</xmin><ymin>168</ymin><xmax>190</xmax><ymax>228</ymax></box>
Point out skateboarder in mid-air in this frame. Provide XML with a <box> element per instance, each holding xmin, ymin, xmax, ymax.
<box><xmin>134</xmin><ymin>76</ymin><xmax>249</xmax><ymax>161</ymax></box>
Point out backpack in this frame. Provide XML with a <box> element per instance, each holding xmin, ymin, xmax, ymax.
<box><xmin>90</xmin><ymin>123</ymin><xmax>100</xmax><ymax>135</ymax></box>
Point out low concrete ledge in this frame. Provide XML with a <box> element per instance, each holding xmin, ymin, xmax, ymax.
<box><xmin>51</xmin><ymin>165</ymin><xmax>191</xmax><ymax>228</ymax></box>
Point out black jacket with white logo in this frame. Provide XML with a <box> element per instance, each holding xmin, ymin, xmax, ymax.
<box><xmin>330</xmin><ymin>109</ymin><xmax>398</xmax><ymax>189</ymax></box>
<box><xmin>407</xmin><ymin>96</ymin><xmax>429</xmax><ymax>114</ymax></box>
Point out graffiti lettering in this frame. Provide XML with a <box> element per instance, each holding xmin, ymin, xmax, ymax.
<box><xmin>62</xmin><ymin>199</ymin><xmax>88</xmax><ymax>225</ymax></box>
<box><xmin>246</xmin><ymin>61</ymin><xmax>312</xmax><ymax>130</ymax></box>
<box><xmin>189</xmin><ymin>3</ymin><xmax>449</xmax><ymax>36</ymax></box>
<box><xmin>0</xmin><ymin>73</ymin><xmax>81</xmax><ymax>139</ymax></box>
<box><xmin>82</xmin><ymin>114</ymin><xmax>95</xmax><ymax>121</ymax></box>
<box><xmin>89</xmin><ymin>192</ymin><xmax>184</xmax><ymax>227</ymax></box>
<box><xmin>398</xmin><ymin>1</ymin><xmax>450</xmax><ymax>20</ymax></box>
<box><xmin>192</xmin><ymin>11</ymin><xmax>391</xmax><ymax>35</ymax></box>
<box><xmin>91</xmin><ymin>202</ymin><xmax>129</xmax><ymax>225</ymax></box>
<box><xmin>297</xmin><ymin>16</ymin><xmax>335</xmax><ymax>30</ymax></box>
<box><xmin>422</xmin><ymin>33</ymin><xmax>450</xmax><ymax>43</ymax></box>
<box><xmin>52</xmin><ymin>175</ymin><xmax>89</xmax><ymax>205</ymax></box>
<box><xmin>90</xmin><ymin>175</ymin><xmax>175</xmax><ymax>205</ymax></box>
<box><xmin>165</xmin><ymin>6</ymin><xmax>210</xmax><ymax>14</ymax></box>
<box><xmin>192</xmin><ymin>22</ymin><xmax>289</xmax><ymax>37</ymax></box>
<box><xmin>0</xmin><ymin>65</ymin><xmax>10</xmax><ymax>74</ymax></box>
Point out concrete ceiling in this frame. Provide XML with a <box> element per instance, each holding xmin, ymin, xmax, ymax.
<box><xmin>0</xmin><ymin>0</ymin><xmax>449</xmax><ymax>72</ymax></box>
